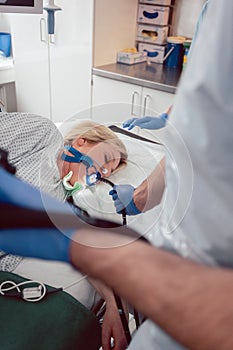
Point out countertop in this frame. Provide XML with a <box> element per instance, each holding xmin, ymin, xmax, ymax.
<box><xmin>92</xmin><ymin>62</ymin><xmax>182</xmax><ymax>94</ymax></box>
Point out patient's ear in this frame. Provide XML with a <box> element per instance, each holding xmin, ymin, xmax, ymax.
<box><xmin>73</xmin><ymin>137</ymin><xmax>86</xmax><ymax>147</ymax></box>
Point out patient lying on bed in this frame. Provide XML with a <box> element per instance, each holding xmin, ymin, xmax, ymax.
<box><xmin>0</xmin><ymin>111</ymin><xmax>165</xmax><ymax>347</ymax></box>
<box><xmin>0</xmin><ymin>112</ymin><xmax>130</xmax><ymax>350</ymax></box>
<box><xmin>59</xmin><ymin>120</ymin><xmax>164</xmax><ymax>239</ymax></box>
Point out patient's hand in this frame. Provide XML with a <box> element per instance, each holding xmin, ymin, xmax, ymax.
<box><xmin>88</xmin><ymin>277</ymin><xmax>128</xmax><ymax>350</ymax></box>
<box><xmin>102</xmin><ymin>299</ymin><xmax>128</xmax><ymax>350</ymax></box>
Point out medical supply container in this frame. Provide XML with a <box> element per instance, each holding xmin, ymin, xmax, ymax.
<box><xmin>138</xmin><ymin>5</ymin><xmax>170</xmax><ymax>26</ymax></box>
<box><xmin>163</xmin><ymin>36</ymin><xmax>185</xmax><ymax>69</ymax></box>
<box><xmin>138</xmin><ymin>42</ymin><xmax>165</xmax><ymax>63</ymax></box>
<box><xmin>117</xmin><ymin>50</ymin><xmax>147</xmax><ymax>65</ymax></box>
<box><xmin>139</xmin><ymin>0</ymin><xmax>171</xmax><ymax>5</ymax></box>
<box><xmin>137</xmin><ymin>24</ymin><xmax>168</xmax><ymax>45</ymax></box>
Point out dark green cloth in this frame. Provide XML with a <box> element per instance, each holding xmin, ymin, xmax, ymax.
<box><xmin>0</xmin><ymin>271</ymin><xmax>101</xmax><ymax>350</ymax></box>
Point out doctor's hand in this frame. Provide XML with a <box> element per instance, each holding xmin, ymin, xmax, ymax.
<box><xmin>122</xmin><ymin>113</ymin><xmax>168</xmax><ymax>131</ymax></box>
<box><xmin>109</xmin><ymin>184</ymin><xmax>141</xmax><ymax>216</ymax></box>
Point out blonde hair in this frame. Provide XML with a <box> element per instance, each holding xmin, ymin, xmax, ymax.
<box><xmin>64</xmin><ymin>120</ymin><xmax>128</xmax><ymax>169</ymax></box>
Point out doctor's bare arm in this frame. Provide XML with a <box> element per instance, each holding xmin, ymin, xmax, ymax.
<box><xmin>70</xmin><ymin>229</ymin><xmax>233</xmax><ymax>350</ymax></box>
<box><xmin>133</xmin><ymin>157</ymin><xmax>166</xmax><ymax>212</ymax></box>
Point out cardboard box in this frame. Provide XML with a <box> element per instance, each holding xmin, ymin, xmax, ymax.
<box><xmin>138</xmin><ymin>4</ymin><xmax>170</xmax><ymax>25</ymax></box>
<box><xmin>138</xmin><ymin>42</ymin><xmax>165</xmax><ymax>63</ymax></box>
<box><xmin>139</xmin><ymin>0</ymin><xmax>171</xmax><ymax>6</ymax></box>
<box><xmin>117</xmin><ymin>51</ymin><xmax>147</xmax><ymax>65</ymax></box>
<box><xmin>137</xmin><ymin>24</ymin><xmax>168</xmax><ymax>45</ymax></box>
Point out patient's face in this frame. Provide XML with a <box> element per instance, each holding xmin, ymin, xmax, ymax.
<box><xmin>60</xmin><ymin>139</ymin><xmax>121</xmax><ymax>186</ymax></box>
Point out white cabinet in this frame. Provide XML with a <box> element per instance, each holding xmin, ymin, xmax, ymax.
<box><xmin>9</xmin><ymin>0</ymin><xmax>94</xmax><ymax>122</ymax></box>
<box><xmin>141</xmin><ymin>87</ymin><xmax>175</xmax><ymax>116</ymax></box>
<box><xmin>10</xmin><ymin>14</ymin><xmax>50</xmax><ymax>118</ymax></box>
<box><xmin>91</xmin><ymin>75</ymin><xmax>141</xmax><ymax>124</ymax></box>
<box><xmin>91</xmin><ymin>75</ymin><xmax>175</xmax><ymax>124</ymax></box>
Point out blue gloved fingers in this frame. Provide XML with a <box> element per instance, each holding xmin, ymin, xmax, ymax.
<box><xmin>109</xmin><ymin>189</ymin><xmax>118</xmax><ymax>201</ymax></box>
<box><xmin>123</xmin><ymin>113</ymin><xmax>168</xmax><ymax>131</ymax></box>
<box><xmin>109</xmin><ymin>188</ymin><xmax>125</xmax><ymax>212</ymax></box>
<box><xmin>122</xmin><ymin>118</ymin><xmax>138</xmax><ymax>130</ymax></box>
<box><xmin>109</xmin><ymin>184</ymin><xmax>141</xmax><ymax>216</ymax></box>
<box><xmin>133</xmin><ymin>116</ymin><xmax>167</xmax><ymax>130</ymax></box>
<box><xmin>109</xmin><ymin>189</ymin><xmax>116</xmax><ymax>196</ymax></box>
<box><xmin>160</xmin><ymin>112</ymin><xmax>168</xmax><ymax>121</ymax></box>
<box><xmin>110</xmin><ymin>192</ymin><xmax>118</xmax><ymax>201</ymax></box>
<box><xmin>114</xmin><ymin>198</ymin><xmax>124</xmax><ymax>214</ymax></box>
<box><xmin>0</xmin><ymin>228</ymin><xmax>75</xmax><ymax>262</ymax></box>
<box><xmin>131</xmin><ymin>116</ymin><xmax>152</xmax><ymax>129</ymax></box>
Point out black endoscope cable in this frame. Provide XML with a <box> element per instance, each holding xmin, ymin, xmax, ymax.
<box><xmin>99</xmin><ymin>177</ymin><xmax>127</xmax><ymax>226</ymax></box>
<box><xmin>99</xmin><ymin>178</ymin><xmax>131</xmax><ymax>344</ymax></box>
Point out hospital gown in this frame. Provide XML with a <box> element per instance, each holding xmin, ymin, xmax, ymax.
<box><xmin>0</xmin><ymin>112</ymin><xmax>100</xmax><ymax>309</ymax></box>
<box><xmin>0</xmin><ymin>112</ymin><xmax>65</xmax><ymax>270</ymax></box>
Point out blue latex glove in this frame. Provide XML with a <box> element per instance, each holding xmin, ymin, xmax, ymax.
<box><xmin>109</xmin><ymin>184</ymin><xmax>141</xmax><ymax>216</ymax></box>
<box><xmin>123</xmin><ymin>113</ymin><xmax>168</xmax><ymax>130</ymax></box>
<box><xmin>0</xmin><ymin>167</ymin><xmax>76</xmax><ymax>262</ymax></box>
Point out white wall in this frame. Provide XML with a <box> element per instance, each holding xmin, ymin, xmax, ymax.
<box><xmin>93</xmin><ymin>0</ymin><xmax>138</xmax><ymax>67</ymax></box>
<box><xmin>172</xmin><ymin>0</ymin><xmax>206</xmax><ymax>38</ymax></box>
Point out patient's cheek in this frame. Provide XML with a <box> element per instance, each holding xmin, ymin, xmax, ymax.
<box><xmin>69</xmin><ymin>163</ymin><xmax>86</xmax><ymax>185</ymax></box>
<box><xmin>58</xmin><ymin>158</ymin><xmax>69</xmax><ymax>179</ymax></box>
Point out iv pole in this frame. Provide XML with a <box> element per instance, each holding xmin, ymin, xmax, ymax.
<box><xmin>43</xmin><ymin>0</ymin><xmax>62</xmax><ymax>35</ymax></box>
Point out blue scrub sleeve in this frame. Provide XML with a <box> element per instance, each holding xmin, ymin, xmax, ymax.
<box><xmin>0</xmin><ymin>167</ymin><xmax>78</xmax><ymax>262</ymax></box>
<box><xmin>0</xmin><ymin>228</ymin><xmax>75</xmax><ymax>262</ymax></box>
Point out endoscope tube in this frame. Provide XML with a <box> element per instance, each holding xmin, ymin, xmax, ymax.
<box><xmin>99</xmin><ymin>178</ymin><xmax>127</xmax><ymax>226</ymax></box>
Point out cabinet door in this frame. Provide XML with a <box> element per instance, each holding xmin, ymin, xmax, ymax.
<box><xmin>92</xmin><ymin>75</ymin><xmax>142</xmax><ymax>124</ymax></box>
<box><xmin>50</xmin><ymin>0</ymin><xmax>94</xmax><ymax>122</ymax></box>
<box><xmin>139</xmin><ymin>87</ymin><xmax>175</xmax><ymax>141</ymax></box>
<box><xmin>141</xmin><ymin>87</ymin><xmax>175</xmax><ymax>117</ymax></box>
<box><xmin>10</xmin><ymin>13</ymin><xmax>50</xmax><ymax>118</ymax></box>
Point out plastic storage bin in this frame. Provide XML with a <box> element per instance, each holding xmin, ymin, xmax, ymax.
<box><xmin>137</xmin><ymin>24</ymin><xmax>168</xmax><ymax>45</ymax></box>
<box><xmin>139</xmin><ymin>0</ymin><xmax>171</xmax><ymax>6</ymax></box>
<box><xmin>117</xmin><ymin>50</ymin><xmax>147</xmax><ymax>65</ymax></box>
<box><xmin>138</xmin><ymin>5</ymin><xmax>170</xmax><ymax>25</ymax></box>
<box><xmin>138</xmin><ymin>42</ymin><xmax>165</xmax><ymax>63</ymax></box>
<box><xmin>0</xmin><ymin>32</ymin><xmax>11</xmax><ymax>57</ymax></box>
<box><xmin>163</xmin><ymin>36</ymin><xmax>185</xmax><ymax>69</ymax></box>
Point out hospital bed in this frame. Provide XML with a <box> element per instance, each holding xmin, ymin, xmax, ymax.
<box><xmin>0</xmin><ymin>118</ymin><xmax>165</xmax><ymax>349</ymax></box>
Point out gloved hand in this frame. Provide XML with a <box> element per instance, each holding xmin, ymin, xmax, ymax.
<box><xmin>122</xmin><ymin>113</ymin><xmax>168</xmax><ymax>130</ymax></box>
<box><xmin>109</xmin><ymin>184</ymin><xmax>141</xmax><ymax>216</ymax></box>
<box><xmin>0</xmin><ymin>167</ymin><xmax>77</xmax><ymax>262</ymax></box>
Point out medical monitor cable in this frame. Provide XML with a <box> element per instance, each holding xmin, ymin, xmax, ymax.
<box><xmin>0</xmin><ymin>279</ymin><xmax>62</xmax><ymax>302</ymax></box>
